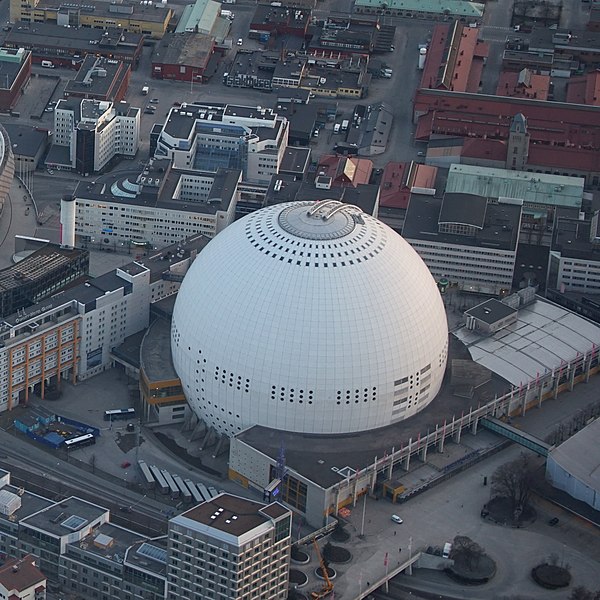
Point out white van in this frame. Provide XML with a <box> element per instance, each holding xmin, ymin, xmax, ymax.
<box><xmin>41</xmin><ymin>60</ymin><xmax>55</xmax><ymax>68</ymax></box>
<box><xmin>333</xmin><ymin>123</ymin><xmax>340</xmax><ymax>134</ymax></box>
<box><xmin>443</xmin><ymin>542</ymin><xmax>452</xmax><ymax>558</ymax></box>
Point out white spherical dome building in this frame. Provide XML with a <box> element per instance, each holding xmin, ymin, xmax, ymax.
<box><xmin>171</xmin><ymin>201</ymin><xmax>448</xmax><ymax>436</ymax></box>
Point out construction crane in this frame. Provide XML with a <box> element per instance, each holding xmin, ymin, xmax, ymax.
<box><xmin>311</xmin><ymin>538</ymin><xmax>334</xmax><ymax>599</ymax></box>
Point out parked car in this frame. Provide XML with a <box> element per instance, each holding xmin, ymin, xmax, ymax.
<box><xmin>237</xmin><ymin>38</ymin><xmax>243</xmax><ymax>46</ymax></box>
<box><xmin>391</xmin><ymin>514</ymin><xmax>403</xmax><ymax>524</ymax></box>
<box><xmin>150</xmin><ymin>98</ymin><xmax>159</xmax><ymax>104</ymax></box>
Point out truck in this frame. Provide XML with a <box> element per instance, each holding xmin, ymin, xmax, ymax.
<box><xmin>141</xmin><ymin>85</ymin><xmax>149</xmax><ymax>95</ymax></box>
<box><xmin>221</xmin><ymin>9</ymin><xmax>234</xmax><ymax>18</ymax></box>
<box><xmin>341</xmin><ymin>119</ymin><xmax>349</xmax><ymax>131</ymax></box>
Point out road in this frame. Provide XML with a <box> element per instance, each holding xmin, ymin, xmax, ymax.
<box><xmin>0</xmin><ymin>429</ymin><xmax>171</xmax><ymax>536</ymax></box>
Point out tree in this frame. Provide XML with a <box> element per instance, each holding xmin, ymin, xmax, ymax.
<box><xmin>451</xmin><ymin>535</ymin><xmax>485</xmax><ymax>570</ymax></box>
<box><xmin>569</xmin><ymin>587</ymin><xmax>600</xmax><ymax>600</ymax></box>
<box><xmin>491</xmin><ymin>452</ymin><xmax>535</xmax><ymax>517</ymax></box>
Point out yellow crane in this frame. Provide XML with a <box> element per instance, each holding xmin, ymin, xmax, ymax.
<box><xmin>311</xmin><ymin>538</ymin><xmax>334</xmax><ymax>599</ymax></box>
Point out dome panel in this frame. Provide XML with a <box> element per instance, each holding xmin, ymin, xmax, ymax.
<box><xmin>171</xmin><ymin>201</ymin><xmax>448</xmax><ymax>436</ymax></box>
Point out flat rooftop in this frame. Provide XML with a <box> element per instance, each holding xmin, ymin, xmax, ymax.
<box><xmin>126</xmin><ymin>538</ymin><xmax>168</xmax><ymax>577</ymax></box>
<box><xmin>153</xmin><ymin>32</ymin><xmax>213</xmax><ymax>67</ymax></box>
<box><xmin>465</xmin><ymin>299</ymin><xmax>517</xmax><ymax>325</ymax></box>
<box><xmin>65</xmin><ymin>56</ymin><xmax>129</xmax><ymax>99</ymax></box>
<box><xmin>74</xmin><ymin>167</ymin><xmax>239</xmax><ymax>216</ymax></box>
<box><xmin>20</xmin><ymin>496</ymin><xmax>108</xmax><ymax>538</ymax></box>
<box><xmin>446</xmin><ymin>163</ymin><xmax>584</xmax><ymax>210</ymax></box>
<box><xmin>140</xmin><ymin>318</ymin><xmax>177</xmax><ymax>382</ymax></box>
<box><xmin>71</xmin><ymin>522</ymin><xmax>143</xmax><ymax>566</ymax></box>
<box><xmin>175</xmin><ymin>494</ymin><xmax>287</xmax><ymax>537</ymax></box>
<box><xmin>403</xmin><ymin>193</ymin><xmax>521</xmax><ymax>252</ymax></box>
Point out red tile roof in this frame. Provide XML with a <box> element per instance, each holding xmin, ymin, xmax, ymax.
<box><xmin>379</xmin><ymin>161</ymin><xmax>437</xmax><ymax>209</ymax></box>
<box><xmin>0</xmin><ymin>555</ymin><xmax>45</xmax><ymax>595</ymax></box>
<box><xmin>414</xmin><ymin>89</ymin><xmax>600</xmax><ymax>146</ymax></box>
<box><xmin>566</xmin><ymin>70</ymin><xmax>600</xmax><ymax>106</ymax></box>
<box><xmin>316</xmin><ymin>155</ymin><xmax>373</xmax><ymax>187</ymax></box>
<box><xmin>419</xmin><ymin>22</ymin><xmax>488</xmax><ymax>93</ymax></box>
<box><xmin>496</xmin><ymin>69</ymin><xmax>550</xmax><ymax>100</ymax></box>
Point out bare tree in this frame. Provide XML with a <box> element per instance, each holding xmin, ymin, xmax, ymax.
<box><xmin>451</xmin><ymin>535</ymin><xmax>485</xmax><ymax>570</ymax></box>
<box><xmin>491</xmin><ymin>453</ymin><xmax>535</xmax><ymax>517</ymax></box>
<box><xmin>569</xmin><ymin>587</ymin><xmax>600</xmax><ymax>600</ymax></box>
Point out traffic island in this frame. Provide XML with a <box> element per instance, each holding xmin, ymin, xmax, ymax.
<box><xmin>531</xmin><ymin>562</ymin><xmax>571</xmax><ymax>589</ymax></box>
<box><xmin>482</xmin><ymin>496</ymin><xmax>536</xmax><ymax>527</ymax></box>
<box><xmin>315</xmin><ymin>566</ymin><xmax>336</xmax><ymax>580</ymax></box>
<box><xmin>291</xmin><ymin>546</ymin><xmax>310</xmax><ymax>564</ymax></box>
<box><xmin>331</xmin><ymin>523</ymin><xmax>350</xmax><ymax>542</ymax></box>
<box><xmin>446</xmin><ymin>554</ymin><xmax>497</xmax><ymax>584</ymax></box>
<box><xmin>289</xmin><ymin>569</ymin><xmax>309</xmax><ymax>588</ymax></box>
<box><xmin>322</xmin><ymin>542</ymin><xmax>352</xmax><ymax>564</ymax></box>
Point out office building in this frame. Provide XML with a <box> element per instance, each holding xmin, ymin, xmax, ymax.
<box><xmin>64</xmin><ymin>56</ymin><xmax>131</xmax><ymax>103</ymax></box>
<box><xmin>9</xmin><ymin>0</ymin><xmax>173</xmax><ymax>40</ymax></box>
<box><xmin>402</xmin><ymin>192</ymin><xmax>523</xmax><ymax>295</ymax></box>
<box><xmin>47</xmin><ymin>98</ymin><xmax>140</xmax><ymax>175</ymax></box>
<box><xmin>153</xmin><ymin>103</ymin><xmax>289</xmax><ymax>185</ymax></box>
<box><xmin>73</xmin><ymin>159</ymin><xmax>240</xmax><ymax>248</ymax></box>
<box><xmin>168</xmin><ymin>493</ymin><xmax>292</xmax><ymax>599</ymax></box>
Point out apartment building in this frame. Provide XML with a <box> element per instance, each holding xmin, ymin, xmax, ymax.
<box><xmin>73</xmin><ymin>159</ymin><xmax>240</xmax><ymax>248</ymax></box>
<box><xmin>47</xmin><ymin>98</ymin><xmax>140</xmax><ymax>175</ymax></box>
<box><xmin>167</xmin><ymin>493</ymin><xmax>292</xmax><ymax>599</ymax></box>
<box><xmin>403</xmin><ymin>192</ymin><xmax>523</xmax><ymax>295</ymax></box>
<box><xmin>0</xmin><ymin>470</ymin><xmax>291</xmax><ymax>600</ymax></box>
<box><xmin>153</xmin><ymin>103</ymin><xmax>289</xmax><ymax>184</ymax></box>
<box><xmin>0</xmin><ymin>236</ymin><xmax>206</xmax><ymax>414</ymax></box>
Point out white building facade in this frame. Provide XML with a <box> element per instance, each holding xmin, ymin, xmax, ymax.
<box><xmin>74</xmin><ymin>168</ymin><xmax>240</xmax><ymax>249</ymax></box>
<box><xmin>167</xmin><ymin>494</ymin><xmax>292</xmax><ymax>599</ymax></box>
<box><xmin>407</xmin><ymin>239</ymin><xmax>518</xmax><ymax>295</ymax></box>
<box><xmin>154</xmin><ymin>103</ymin><xmax>289</xmax><ymax>184</ymax></box>
<box><xmin>52</xmin><ymin>98</ymin><xmax>140</xmax><ymax>174</ymax></box>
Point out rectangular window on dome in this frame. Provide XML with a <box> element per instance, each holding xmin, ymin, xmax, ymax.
<box><xmin>420</xmin><ymin>364</ymin><xmax>431</xmax><ymax>374</ymax></box>
<box><xmin>394</xmin><ymin>377</ymin><xmax>408</xmax><ymax>386</ymax></box>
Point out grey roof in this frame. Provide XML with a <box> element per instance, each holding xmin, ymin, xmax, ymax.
<box><xmin>153</xmin><ymin>32</ymin><xmax>214</xmax><ymax>67</ymax></box>
<box><xmin>74</xmin><ymin>167</ymin><xmax>240</xmax><ymax>216</ymax></box>
<box><xmin>70</xmin><ymin>522</ymin><xmax>145</xmax><ymax>568</ymax></box>
<box><xmin>279</xmin><ymin>147</ymin><xmax>311</xmax><ymax>174</ymax></box>
<box><xmin>174</xmin><ymin>493</ymin><xmax>288</xmax><ymax>536</ymax></box>
<box><xmin>5</xmin><ymin>22</ymin><xmax>142</xmax><ymax>57</ymax></box>
<box><xmin>454</xmin><ymin>298</ymin><xmax>600</xmax><ymax>386</ymax></box>
<box><xmin>2</xmin><ymin>123</ymin><xmax>49</xmax><ymax>158</ymax></box>
<box><xmin>20</xmin><ymin>496</ymin><xmax>109</xmax><ymax>538</ymax></box>
<box><xmin>465</xmin><ymin>299</ymin><xmax>517</xmax><ymax>325</ymax></box>
<box><xmin>549</xmin><ymin>418</ymin><xmax>600</xmax><ymax>492</ymax></box>
<box><xmin>439</xmin><ymin>193</ymin><xmax>487</xmax><ymax>229</ymax></box>
<box><xmin>551</xmin><ymin>215</ymin><xmax>600</xmax><ymax>261</ymax></box>
<box><xmin>65</xmin><ymin>56</ymin><xmax>130</xmax><ymax>100</ymax></box>
<box><xmin>126</xmin><ymin>538</ymin><xmax>168</xmax><ymax>577</ymax></box>
<box><xmin>140</xmin><ymin>318</ymin><xmax>177</xmax><ymax>382</ymax></box>
<box><xmin>403</xmin><ymin>194</ymin><xmax>521</xmax><ymax>252</ymax></box>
